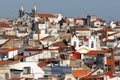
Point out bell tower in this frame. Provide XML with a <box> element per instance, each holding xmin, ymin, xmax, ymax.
<box><xmin>19</xmin><ymin>6</ymin><xmax>24</xmax><ymax>17</ymax></box>
<box><xmin>32</xmin><ymin>6</ymin><xmax>37</xmax><ymax>17</ymax></box>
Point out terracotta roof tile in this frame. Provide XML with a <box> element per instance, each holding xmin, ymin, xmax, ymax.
<box><xmin>83</xmin><ymin>75</ymin><xmax>97</xmax><ymax>79</ymax></box>
<box><xmin>91</xmin><ymin>18</ymin><xmax>103</xmax><ymax>23</ymax></box>
<box><xmin>25</xmin><ymin>78</ymin><xmax>33</xmax><ymax>80</ymax></box>
<box><xmin>38</xmin><ymin>60</ymin><xmax>50</xmax><ymax>67</ymax></box>
<box><xmin>85</xmin><ymin>49</ymin><xmax>111</xmax><ymax>55</ymax></box>
<box><xmin>0</xmin><ymin>60</ymin><xmax>19</xmax><ymax>66</ymax></box>
<box><xmin>9</xmin><ymin>78</ymin><xmax>21</xmax><ymax>80</ymax></box>
<box><xmin>0</xmin><ymin>22</ymin><xmax>12</xmax><ymax>30</ymax></box>
<box><xmin>105</xmin><ymin>58</ymin><xmax>111</xmax><ymax>66</ymax></box>
<box><xmin>86</xmin><ymin>50</ymin><xmax>101</xmax><ymax>55</ymax></box>
<box><xmin>15</xmin><ymin>55</ymin><xmax>27</xmax><ymax>60</ymax></box>
<box><xmin>105</xmin><ymin>71</ymin><xmax>115</xmax><ymax>78</ymax></box>
<box><xmin>0</xmin><ymin>22</ymin><xmax>10</xmax><ymax>28</ymax></box>
<box><xmin>51</xmin><ymin>41</ymin><xmax>67</xmax><ymax>47</ymax></box>
<box><xmin>74</xmin><ymin>18</ymin><xmax>85</xmax><ymax>20</ymax></box>
<box><xmin>72</xmin><ymin>70</ymin><xmax>91</xmax><ymax>77</ymax></box>
<box><xmin>24</xmin><ymin>48</ymin><xmax>42</xmax><ymax>51</ymax></box>
<box><xmin>68</xmin><ymin>52</ymin><xmax>81</xmax><ymax>60</ymax></box>
<box><xmin>0</xmin><ymin>48</ymin><xmax>19</xmax><ymax>53</ymax></box>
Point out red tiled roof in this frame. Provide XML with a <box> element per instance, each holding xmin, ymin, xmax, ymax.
<box><xmin>75</xmin><ymin>18</ymin><xmax>86</xmax><ymax>20</ymax></box>
<box><xmin>83</xmin><ymin>75</ymin><xmax>97</xmax><ymax>79</ymax></box>
<box><xmin>37</xmin><ymin>13</ymin><xmax>56</xmax><ymax>18</ymax></box>
<box><xmin>15</xmin><ymin>55</ymin><xmax>28</xmax><ymax>60</ymax></box>
<box><xmin>9</xmin><ymin>78</ymin><xmax>21</xmax><ymax>80</ymax></box>
<box><xmin>105</xmin><ymin>58</ymin><xmax>111</xmax><ymax>66</ymax></box>
<box><xmin>0</xmin><ymin>22</ymin><xmax>12</xmax><ymax>30</ymax></box>
<box><xmin>51</xmin><ymin>41</ymin><xmax>67</xmax><ymax>47</ymax></box>
<box><xmin>24</xmin><ymin>48</ymin><xmax>42</xmax><ymax>51</ymax></box>
<box><xmin>25</xmin><ymin>78</ymin><xmax>33</xmax><ymax>80</ymax></box>
<box><xmin>77</xmin><ymin>68</ymin><xmax>100</xmax><ymax>79</ymax></box>
<box><xmin>85</xmin><ymin>50</ymin><xmax>101</xmax><ymax>55</ymax></box>
<box><xmin>85</xmin><ymin>49</ymin><xmax>112</xmax><ymax>55</ymax></box>
<box><xmin>105</xmin><ymin>71</ymin><xmax>115</xmax><ymax>78</ymax></box>
<box><xmin>91</xmin><ymin>18</ymin><xmax>103</xmax><ymax>23</ymax></box>
<box><xmin>0</xmin><ymin>48</ymin><xmax>19</xmax><ymax>53</ymax></box>
<box><xmin>0</xmin><ymin>60</ymin><xmax>19</xmax><ymax>66</ymax></box>
<box><xmin>38</xmin><ymin>60</ymin><xmax>50</xmax><ymax>67</ymax></box>
<box><xmin>97</xmin><ymin>18</ymin><xmax>102</xmax><ymax>21</ymax></box>
<box><xmin>72</xmin><ymin>70</ymin><xmax>91</xmax><ymax>77</ymax></box>
<box><xmin>38</xmin><ymin>22</ymin><xmax>44</xmax><ymax>24</ymax></box>
<box><xmin>0</xmin><ymin>22</ymin><xmax>10</xmax><ymax>28</ymax></box>
<box><xmin>68</xmin><ymin>52</ymin><xmax>81</xmax><ymax>60</ymax></box>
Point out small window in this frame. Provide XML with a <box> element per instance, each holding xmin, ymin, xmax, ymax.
<box><xmin>74</xmin><ymin>41</ymin><xmax>76</xmax><ymax>47</ymax></box>
<box><xmin>23</xmin><ymin>67</ymin><xmax>31</xmax><ymax>74</ymax></box>
<box><xmin>91</xmin><ymin>41</ymin><xmax>94</xmax><ymax>48</ymax></box>
<box><xmin>80</xmin><ymin>62</ymin><xmax>82</xmax><ymax>67</ymax></box>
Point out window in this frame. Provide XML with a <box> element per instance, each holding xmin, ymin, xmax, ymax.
<box><xmin>80</xmin><ymin>62</ymin><xmax>82</xmax><ymax>67</ymax></box>
<box><xmin>91</xmin><ymin>41</ymin><xmax>94</xmax><ymax>48</ymax></box>
<box><xmin>74</xmin><ymin>41</ymin><xmax>76</xmax><ymax>47</ymax></box>
<box><xmin>23</xmin><ymin>67</ymin><xmax>31</xmax><ymax>74</ymax></box>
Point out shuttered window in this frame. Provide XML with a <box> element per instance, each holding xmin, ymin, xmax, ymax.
<box><xmin>23</xmin><ymin>67</ymin><xmax>31</xmax><ymax>74</ymax></box>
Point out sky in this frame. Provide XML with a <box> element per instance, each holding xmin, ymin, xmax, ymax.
<box><xmin>0</xmin><ymin>0</ymin><xmax>120</xmax><ymax>22</ymax></box>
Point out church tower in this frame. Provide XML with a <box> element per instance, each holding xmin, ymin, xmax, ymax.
<box><xmin>88</xmin><ymin>31</ymin><xmax>100</xmax><ymax>50</ymax></box>
<box><xmin>71</xmin><ymin>34</ymin><xmax>79</xmax><ymax>50</ymax></box>
<box><xmin>32</xmin><ymin>6</ymin><xmax>37</xmax><ymax>17</ymax></box>
<box><xmin>88</xmin><ymin>36</ymin><xmax>96</xmax><ymax>50</ymax></box>
<box><xmin>19</xmin><ymin>6</ymin><xmax>25</xmax><ymax>17</ymax></box>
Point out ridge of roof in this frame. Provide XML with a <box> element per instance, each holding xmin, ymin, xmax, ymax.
<box><xmin>0</xmin><ymin>48</ymin><xmax>19</xmax><ymax>53</ymax></box>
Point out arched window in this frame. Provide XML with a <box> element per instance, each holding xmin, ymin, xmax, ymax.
<box><xmin>91</xmin><ymin>41</ymin><xmax>94</xmax><ymax>48</ymax></box>
<box><xmin>74</xmin><ymin>41</ymin><xmax>76</xmax><ymax>47</ymax></box>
